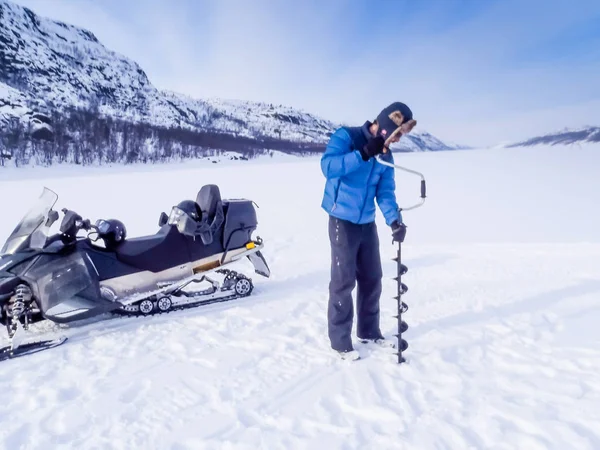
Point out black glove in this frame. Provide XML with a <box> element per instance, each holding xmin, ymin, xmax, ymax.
<box><xmin>360</xmin><ymin>136</ymin><xmax>385</xmax><ymax>161</ymax></box>
<box><xmin>391</xmin><ymin>220</ymin><xmax>406</xmax><ymax>243</ymax></box>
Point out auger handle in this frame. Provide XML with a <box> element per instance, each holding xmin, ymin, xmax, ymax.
<box><xmin>375</xmin><ymin>155</ymin><xmax>427</xmax><ymax>211</ymax></box>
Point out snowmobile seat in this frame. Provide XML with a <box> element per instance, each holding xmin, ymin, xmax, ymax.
<box><xmin>115</xmin><ymin>225</ymin><xmax>192</xmax><ymax>273</ymax></box>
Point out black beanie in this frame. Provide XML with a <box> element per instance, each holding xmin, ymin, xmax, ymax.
<box><xmin>376</xmin><ymin>102</ymin><xmax>413</xmax><ymax>139</ymax></box>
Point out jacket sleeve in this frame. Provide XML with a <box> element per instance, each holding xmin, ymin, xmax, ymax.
<box><xmin>376</xmin><ymin>165</ymin><xmax>402</xmax><ymax>225</ymax></box>
<box><xmin>321</xmin><ymin>128</ymin><xmax>366</xmax><ymax>179</ymax></box>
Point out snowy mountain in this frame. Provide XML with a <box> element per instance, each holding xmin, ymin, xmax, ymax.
<box><xmin>0</xmin><ymin>0</ymin><xmax>461</xmax><ymax>161</ymax></box>
<box><xmin>388</xmin><ymin>130</ymin><xmax>465</xmax><ymax>152</ymax></box>
<box><xmin>0</xmin><ymin>0</ymin><xmax>329</xmax><ymax>143</ymax></box>
<box><xmin>505</xmin><ymin>126</ymin><xmax>600</xmax><ymax>148</ymax></box>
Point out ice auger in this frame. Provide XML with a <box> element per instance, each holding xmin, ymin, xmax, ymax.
<box><xmin>375</xmin><ymin>155</ymin><xmax>427</xmax><ymax>363</ymax></box>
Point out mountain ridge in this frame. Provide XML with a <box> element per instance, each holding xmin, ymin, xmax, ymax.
<box><xmin>505</xmin><ymin>126</ymin><xmax>600</xmax><ymax>148</ymax></box>
<box><xmin>0</xmin><ymin>0</ymin><xmax>464</xmax><ymax>166</ymax></box>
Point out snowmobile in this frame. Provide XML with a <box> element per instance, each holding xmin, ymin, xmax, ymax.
<box><xmin>0</xmin><ymin>185</ymin><xmax>270</xmax><ymax>361</ymax></box>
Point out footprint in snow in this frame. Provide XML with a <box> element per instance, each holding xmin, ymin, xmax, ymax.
<box><xmin>119</xmin><ymin>378</ymin><xmax>152</xmax><ymax>404</ymax></box>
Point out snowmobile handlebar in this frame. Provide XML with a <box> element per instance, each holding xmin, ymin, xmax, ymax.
<box><xmin>375</xmin><ymin>155</ymin><xmax>427</xmax><ymax>211</ymax></box>
<box><xmin>60</xmin><ymin>208</ymin><xmax>94</xmax><ymax>240</ymax></box>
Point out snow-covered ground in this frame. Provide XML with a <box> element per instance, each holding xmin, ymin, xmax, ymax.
<box><xmin>0</xmin><ymin>143</ymin><xmax>599</xmax><ymax>449</ymax></box>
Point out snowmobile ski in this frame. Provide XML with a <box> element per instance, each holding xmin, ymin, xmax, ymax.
<box><xmin>0</xmin><ymin>336</ymin><xmax>67</xmax><ymax>362</ymax></box>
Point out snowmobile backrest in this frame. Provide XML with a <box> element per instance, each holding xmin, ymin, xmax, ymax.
<box><xmin>197</xmin><ymin>184</ymin><xmax>221</xmax><ymax>221</ymax></box>
<box><xmin>195</xmin><ymin>185</ymin><xmax>225</xmax><ymax>245</ymax></box>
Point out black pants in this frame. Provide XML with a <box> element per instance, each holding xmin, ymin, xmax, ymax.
<box><xmin>327</xmin><ymin>216</ymin><xmax>384</xmax><ymax>352</ymax></box>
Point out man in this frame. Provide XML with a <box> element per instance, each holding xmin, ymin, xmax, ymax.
<box><xmin>320</xmin><ymin>102</ymin><xmax>417</xmax><ymax>360</ymax></box>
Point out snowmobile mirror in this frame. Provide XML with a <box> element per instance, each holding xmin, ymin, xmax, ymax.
<box><xmin>158</xmin><ymin>212</ymin><xmax>168</xmax><ymax>227</ymax></box>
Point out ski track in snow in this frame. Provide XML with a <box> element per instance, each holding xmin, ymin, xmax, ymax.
<box><xmin>0</xmin><ymin>145</ymin><xmax>599</xmax><ymax>449</ymax></box>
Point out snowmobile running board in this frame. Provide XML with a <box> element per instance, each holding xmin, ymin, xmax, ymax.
<box><xmin>111</xmin><ymin>245</ymin><xmax>269</xmax><ymax>307</ymax></box>
<box><xmin>115</xmin><ymin>268</ymin><xmax>256</xmax><ymax>317</ymax></box>
<box><xmin>375</xmin><ymin>154</ymin><xmax>427</xmax><ymax>364</ymax></box>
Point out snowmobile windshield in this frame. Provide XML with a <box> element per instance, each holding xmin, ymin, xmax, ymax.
<box><xmin>0</xmin><ymin>188</ymin><xmax>58</xmax><ymax>256</ymax></box>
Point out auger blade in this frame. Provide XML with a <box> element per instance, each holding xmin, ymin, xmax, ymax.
<box><xmin>391</xmin><ymin>321</ymin><xmax>409</xmax><ymax>333</ymax></box>
<box><xmin>393</xmin><ymin>298</ymin><xmax>409</xmax><ymax>310</ymax></box>
<box><xmin>393</xmin><ymin>282</ymin><xmax>409</xmax><ymax>294</ymax></box>
<box><xmin>393</xmin><ymin>338</ymin><xmax>408</xmax><ymax>350</ymax></box>
<box><xmin>391</xmin><ymin>260</ymin><xmax>408</xmax><ymax>274</ymax></box>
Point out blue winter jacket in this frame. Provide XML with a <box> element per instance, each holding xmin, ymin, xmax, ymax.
<box><xmin>321</xmin><ymin>121</ymin><xmax>401</xmax><ymax>226</ymax></box>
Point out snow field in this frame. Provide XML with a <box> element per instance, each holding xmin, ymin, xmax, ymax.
<box><xmin>0</xmin><ymin>144</ymin><xmax>599</xmax><ymax>449</ymax></box>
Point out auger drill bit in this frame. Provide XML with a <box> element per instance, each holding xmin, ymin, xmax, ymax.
<box><xmin>392</xmin><ymin>242</ymin><xmax>409</xmax><ymax>363</ymax></box>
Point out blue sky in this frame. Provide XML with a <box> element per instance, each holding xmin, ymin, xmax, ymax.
<box><xmin>13</xmin><ymin>0</ymin><xmax>600</xmax><ymax>147</ymax></box>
